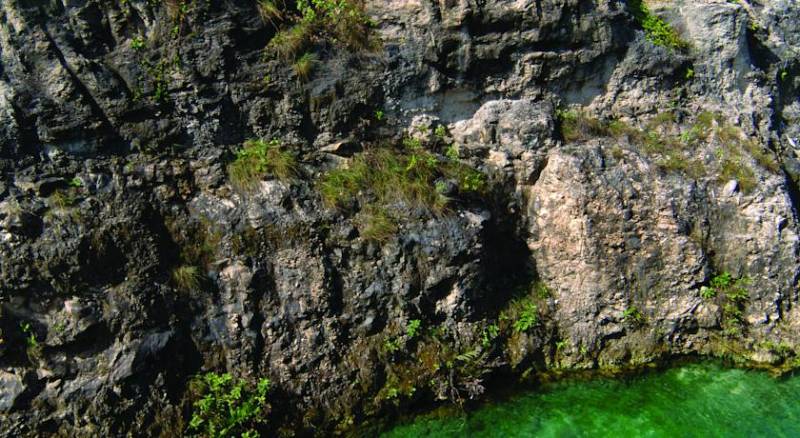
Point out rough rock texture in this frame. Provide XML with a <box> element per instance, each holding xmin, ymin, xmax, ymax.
<box><xmin>1</xmin><ymin>0</ymin><xmax>800</xmax><ymax>436</ymax></box>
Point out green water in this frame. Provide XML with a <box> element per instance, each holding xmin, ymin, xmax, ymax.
<box><xmin>382</xmin><ymin>363</ymin><xmax>800</xmax><ymax>437</ymax></box>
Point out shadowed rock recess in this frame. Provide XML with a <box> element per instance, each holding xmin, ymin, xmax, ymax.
<box><xmin>1</xmin><ymin>0</ymin><xmax>799</xmax><ymax>435</ymax></box>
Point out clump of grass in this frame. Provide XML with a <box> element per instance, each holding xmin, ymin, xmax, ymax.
<box><xmin>293</xmin><ymin>52</ymin><xmax>317</xmax><ymax>81</ymax></box>
<box><xmin>267</xmin><ymin>0</ymin><xmax>373</xmax><ymax>63</ymax></box>
<box><xmin>686</xmin><ymin>112</ymin><xmax>778</xmax><ymax>193</ymax></box>
<box><xmin>172</xmin><ymin>265</ymin><xmax>203</xmax><ymax>292</ymax></box>
<box><xmin>559</xmin><ymin>108</ymin><xmax>778</xmax><ymax>193</ymax></box>
<box><xmin>717</xmin><ymin>151</ymin><xmax>757</xmax><ymax>193</ymax></box>
<box><xmin>557</xmin><ymin>109</ymin><xmax>610</xmax><ymax>143</ymax></box>
<box><xmin>628</xmin><ymin>0</ymin><xmax>689</xmax><ymax>50</ymax></box>
<box><xmin>269</xmin><ymin>21</ymin><xmax>313</xmax><ymax>61</ymax></box>
<box><xmin>48</xmin><ymin>190</ymin><xmax>77</xmax><ymax>210</ymax></box>
<box><xmin>256</xmin><ymin>0</ymin><xmax>284</xmax><ymax>26</ymax></box>
<box><xmin>318</xmin><ymin>145</ymin><xmax>481</xmax><ymax>211</ymax></box>
<box><xmin>356</xmin><ymin>207</ymin><xmax>398</xmax><ymax>242</ymax></box>
<box><xmin>228</xmin><ymin>139</ymin><xmax>298</xmax><ymax>190</ymax></box>
<box><xmin>318</xmin><ymin>142</ymin><xmax>485</xmax><ymax>241</ymax></box>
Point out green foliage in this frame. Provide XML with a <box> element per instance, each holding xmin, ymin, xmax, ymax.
<box><xmin>459</xmin><ymin>169</ymin><xmax>486</xmax><ymax>192</ymax></box>
<box><xmin>623</xmin><ymin>306</ymin><xmax>645</xmax><ymax>325</ymax></box>
<box><xmin>374</xmin><ymin>110</ymin><xmax>384</xmax><ymax>121</ymax></box>
<box><xmin>228</xmin><ymin>139</ymin><xmax>298</xmax><ymax>190</ymax></box>
<box><xmin>68</xmin><ymin>177</ymin><xmax>83</xmax><ymax>188</ymax></box>
<box><xmin>481</xmin><ymin>324</ymin><xmax>499</xmax><ymax>348</ymax></box>
<box><xmin>709</xmin><ymin>272</ymin><xmax>749</xmax><ymax>302</ymax></box>
<box><xmin>20</xmin><ymin>323</ymin><xmax>37</xmax><ymax>349</ymax></box>
<box><xmin>511</xmin><ymin>300</ymin><xmax>538</xmax><ymax>333</ymax></box>
<box><xmin>383</xmin><ymin>336</ymin><xmax>403</xmax><ymax>355</ymax></box>
<box><xmin>707</xmin><ymin>272</ymin><xmax>751</xmax><ymax>335</ymax></box>
<box><xmin>19</xmin><ymin>322</ymin><xmax>41</xmax><ymax>362</ymax></box>
<box><xmin>131</xmin><ymin>36</ymin><xmax>146</xmax><ymax>50</ymax></box>
<box><xmin>171</xmin><ymin>265</ymin><xmax>203</xmax><ymax>292</ymax></box>
<box><xmin>685</xmin><ymin>67</ymin><xmax>695</xmax><ymax>80</ymax></box>
<box><xmin>406</xmin><ymin>319</ymin><xmax>422</xmax><ymax>339</ymax></box>
<box><xmin>628</xmin><ymin>0</ymin><xmax>689</xmax><ymax>50</ymax></box>
<box><xmin>700</xmin><ymin>286</ymin><xmax>717</xmax><ymax>299</ymax></box>
<box><xmin>383</xmin><ymin>319</ymin><xmax>423</xmax><ymax>355</ymax></box>
<box><xmin>557</xmin><ymin>109</ymin><xmax>609</xmax><ymax>143</ymax></box>
<box><xmin>455</xmin><ymin>348</ymin><xmax>481</xmax><ymax>363</ymax></box>
<box><xmin>532</xmin><ymin>281</ymin><xmax>551</xmax><ymax>299</ymax></box>
<box><xmin>434</xmin><ymin>125</ymin><xmax>448</xmax><ymax>139</ymax></box>
<box><xmin>270</xmin><ymin>21</ymin><xmax>313</xmax><ymax>60</ymax></box>
<box><xmin>188</xmin><ymin>372</ymin><xmax>270</xmax><ymax>438</ymax></box>
<box><xmin>445</xmin><ymin>144</ymin><xmax>459</xmax><ymax>161</ymax></box>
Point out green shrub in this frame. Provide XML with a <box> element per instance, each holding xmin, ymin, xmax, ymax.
<box><xmin>20</xmin><ymin>322</ymin><xmax>37</xmax><ymax>349</ymax></box>
<box><xmin>19</xmin><ymin>322</ymin><xmax>42</xmax><ymax>362</ymax></box>
<box><xmin>228</xmin><ymin>139</ymin><xmax>298</xmax><ymax>190</ymax></box>
<box><xmin>269</xmin><ymin>21</ymin><xmax>313</xmax><ymax>60</ymax></box>
<box><xmin>188</xmin><ymin>372</ymin><xmax>270</xmax><ymax>438</ymax></box>
<box><xmin>628</xmin><ymin>0</ymin><xmax>689</xmax><ymax>50</ymax></box>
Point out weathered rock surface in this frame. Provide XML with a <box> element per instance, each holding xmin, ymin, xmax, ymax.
<box><xmin>1</xmin><ymin>0</ymin><xmax>799</xmax><ymax>435</ymax></box>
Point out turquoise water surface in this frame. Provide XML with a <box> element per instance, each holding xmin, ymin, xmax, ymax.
<box><xmin>382</xmin><ymin>363</ymin><xmax>800</xmax><ymax>437</ymax></box>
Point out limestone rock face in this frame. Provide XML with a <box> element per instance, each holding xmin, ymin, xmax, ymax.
<box><xmin>1</xmin><ymin>0</ymin><xmax>799</xmax><ymax>435</ymax></box>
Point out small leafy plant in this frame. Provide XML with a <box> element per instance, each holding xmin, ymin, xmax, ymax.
<box><xmin>188</xmin><ymin>372</ymin><xmax>270</xmax><ymax>438</ymax></box>
<box><xmin>406</xmin><ymin>319</ymin><xmax>422</xmax><ymax>339</ymax></box>
<box><xmin>481</xmin><ymin>324</ymin><xmax>499</xmax><ymax>348</ymax></box>
<box><xmin>20</xmin><ymin>322</ymin><xmax>42</xmax><ymax>362</ymax></box>
<box><xmin>623</xmin><ymin>306</ymin><xmax>645</xmax><ymax>325</ymax></box>
<box><xmin>704</xmin><ymin>272</ymin><xmax>750</xmax><ymax>336</ymax></box>
<box><xmin>512</xmin><ymin>301</ymin><xmax>538</xmax><ymax>333</ymax></box>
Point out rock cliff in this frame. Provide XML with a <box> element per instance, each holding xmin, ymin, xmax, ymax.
<box><xmin>1</xmin><ymin>0</ymin><xmax>799</xmax><ymax>435</ymax></box>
